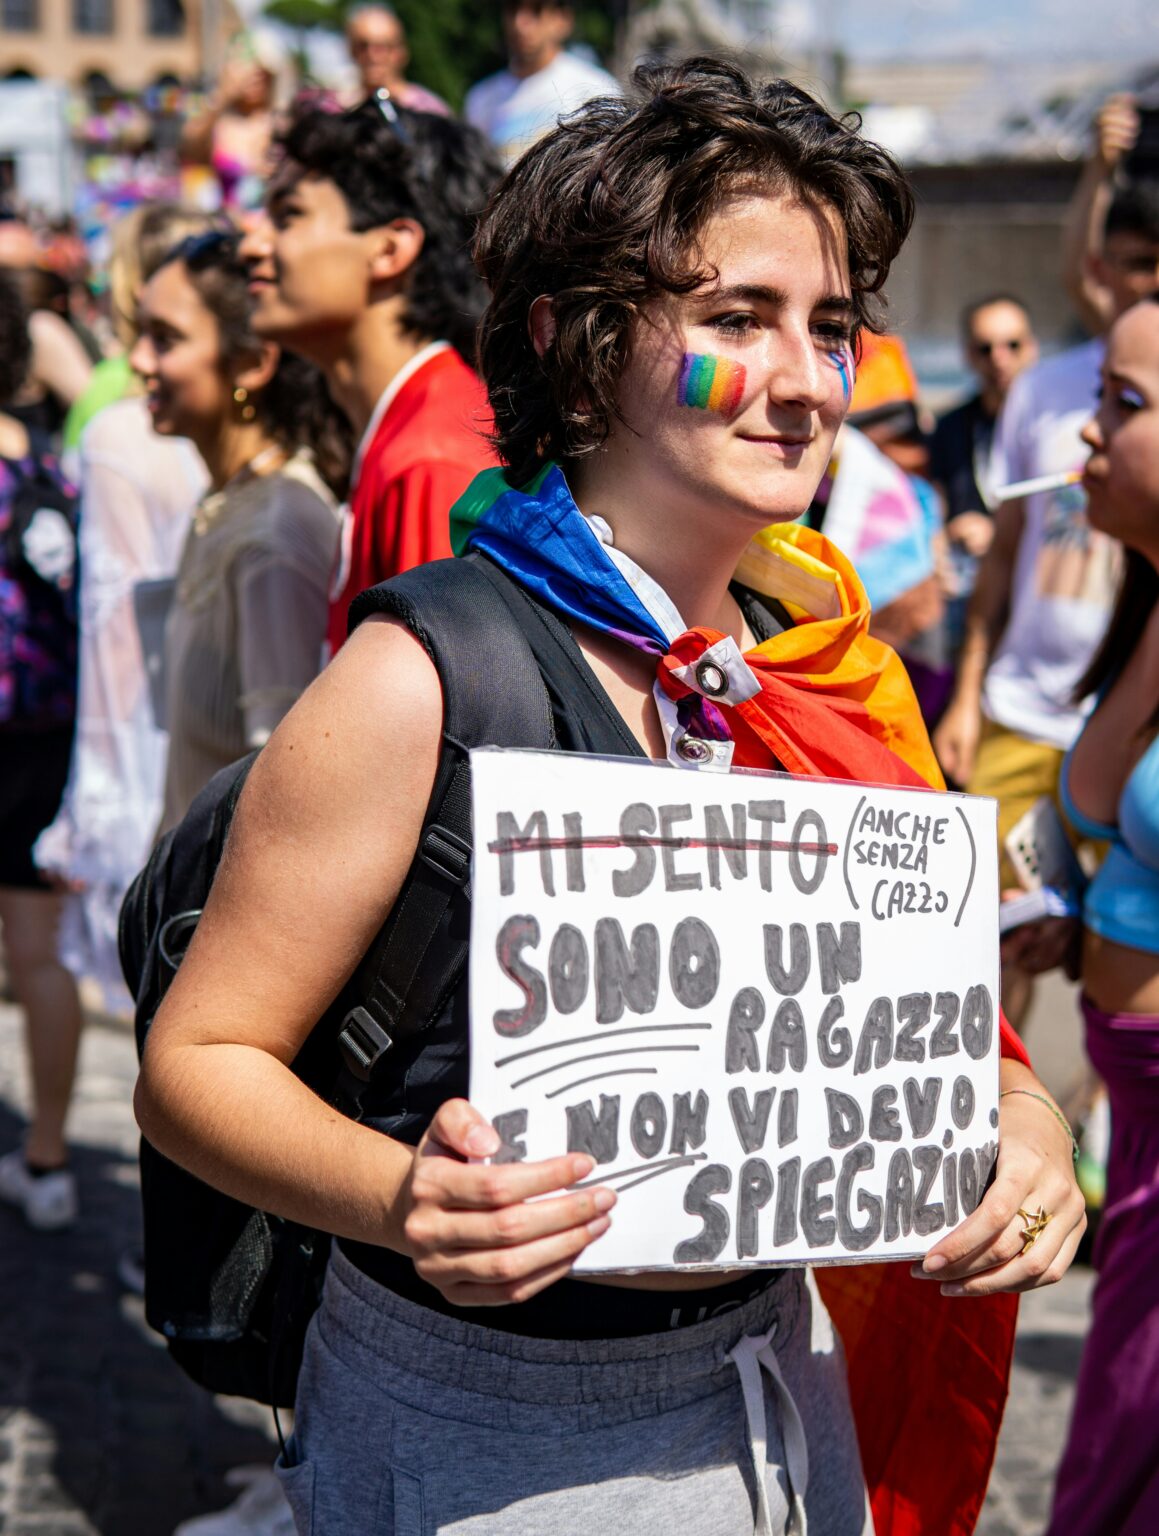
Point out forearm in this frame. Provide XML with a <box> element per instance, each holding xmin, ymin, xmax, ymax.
<box><xmin>179</xmin><ymin>104</ymin><xmax>220</xmax><ymax>164</ymax></box>
<box><xmin>135</xmin><ymin>1039</ymin><xmax>413</xmax><ymax>1250</ymax></box>
<box><xmin>950</xmin><ymin>620</ymin><xmax>989</xmax><ymax>710</ymax></box>
<box><xmin>997</xmin><ymin>1057</ymin><xmax>1074</xmax><ymax>1164</ymax></box>
<box><xmin>30</xmin><ymin>310</ymin><xmax>93</xmax><ymax>407</ymax></box>
<box><xmin>948</xmin><ymin>502</ymin><xmax>1021</xmax><ymax>707</ymax></box>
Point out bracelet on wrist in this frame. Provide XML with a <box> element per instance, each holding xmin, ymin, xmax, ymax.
<box><xmin>999</xmin><ymin>1088</ymin><xmax>1080</xmax><ymax>1163</ymax></box>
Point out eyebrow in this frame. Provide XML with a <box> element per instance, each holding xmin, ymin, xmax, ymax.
<box><xmin>267</xmin><ymin>168</ymin><xmax>308</xmax><ymax>208</ymax></box>
<box><xmin>1105</xmin><ymin>368</ymin><xmax>1149</xmax><ymax>392</ymax></box>
<box><xmin>697</xmin><ymin>283</ymin><xmax>854</xmax><ymax>314</ymax></box>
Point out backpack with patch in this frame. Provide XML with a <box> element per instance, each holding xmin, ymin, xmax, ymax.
<box><xmin>0</xmin><ymin>436</ymin><xmax>79</xmax><ymax>726</ymax></box>
<box><xmin>119</xmin><ymin>555</ymin><xmax>559</xmax><ymax>1407</ymax></box>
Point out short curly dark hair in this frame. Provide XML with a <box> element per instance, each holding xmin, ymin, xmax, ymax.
<box><xmin>0</xmin><ymin>269</ymin><xmax>32</xmax><ymax>406</ymax></box>
<box><xmin>475</xmin><ymin>57</ymin><xmax>916</xmax><ymax>484</ymax></box>
<box><xmin>276</xmin><ymin>100</ymin><xmax>502</xmax><ymax>363</ymax></box>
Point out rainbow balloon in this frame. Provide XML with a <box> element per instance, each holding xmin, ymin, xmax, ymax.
<box><xmin>676</xmin><ymin>353</ymin><xmax>746</xmax><ymax>415</ymax></box>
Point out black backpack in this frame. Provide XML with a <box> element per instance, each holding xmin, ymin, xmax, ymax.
<box><xmin>119</xmin><ymin>556</ymin><xmax>559</xmax><ymax>1408</ymax></box>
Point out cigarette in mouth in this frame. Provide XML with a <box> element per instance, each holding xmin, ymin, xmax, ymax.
<box><xmin>993</xmin><ymin>469</ymin><xmax>1083</xmax><ymax>502</ymax></box>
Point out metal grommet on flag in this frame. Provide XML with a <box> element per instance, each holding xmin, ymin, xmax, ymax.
<box><xmin>676</xmin><ymin>735</ymin><xmax>712</xmax><ymax>764</ymax></box>
<box><xmin>695</xmin><ymin>659</ymin><xmax>728</xmax><ymax>697</ymax></box>
<box><xmin>670</xmin><ymin>726</ymin><xmax>734</xmax><ymax>772</ymax></box>
<box><xmin>670</xmin><ymin>635</ymin><xmax>761</xmax><ymax>706</ymax></box>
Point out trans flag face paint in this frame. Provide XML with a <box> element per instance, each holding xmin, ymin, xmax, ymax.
<box><xmin>828</xmin><ymin>345</ymin><xmax>854</xmax><ymax>405</ymax></box>
<box><xmin>677</xmin><ymin>353</ymin><xmax>747</xmax><ymax>416</ymax></box>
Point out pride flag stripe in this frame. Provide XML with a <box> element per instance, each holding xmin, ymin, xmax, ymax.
<box><xmin>677</xmin><ymin>353</ymin><xmax>746</xmax><ymax>414</ymax></box>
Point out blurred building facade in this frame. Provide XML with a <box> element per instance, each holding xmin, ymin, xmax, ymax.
<box><xmin>853</xmin><ymin>57</ymin><xmax>1159</xmax><ymax>373</ymax></box>
<box><xmin>0</xmin><ymin>0</ymin><xmax>236</xmax><ymax>92</ymax></box>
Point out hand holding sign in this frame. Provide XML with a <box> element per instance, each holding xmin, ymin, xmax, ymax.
<box><xmin>914</xmin><ymin>1070</ymin><xmax>1086</xmax><ymax>1296</ymax></box>
<box><xmin>399</xmin><ymin>1097</ymin><xmax>618</xmax><ymax>1306</ymax></box>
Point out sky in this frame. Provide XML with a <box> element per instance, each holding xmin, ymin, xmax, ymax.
<box><xmin>774</xmin><ymin>0</ymin><xmax>1155</xmax><ymax>64</ymax></box>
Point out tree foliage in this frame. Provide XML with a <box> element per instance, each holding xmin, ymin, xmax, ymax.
<box><xmin>263</xmin><ymin>0</ymin><xmax>620</xmax><ymax>111</ymax></box>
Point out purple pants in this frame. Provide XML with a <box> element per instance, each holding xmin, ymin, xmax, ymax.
<box><xmin>1045</xmin><ymin>994</ymin><xmax>1159</xmax><ymax>1536</ymax></box>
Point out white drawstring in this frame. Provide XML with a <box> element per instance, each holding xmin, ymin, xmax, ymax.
<box><xmin>728</xmin><ymin>1325</ymin><xmax>810</xmax><ymax>1536</ymax></box>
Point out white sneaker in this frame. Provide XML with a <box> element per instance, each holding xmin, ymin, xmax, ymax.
<box><xmin>172</xmin><ymin>1467</ymin><xmax>295</xmax><ymax>1536</ymax></box>
<box><xmin>0</xmin><ymin>1148</ymin><xmax>78</xmax><ymax>1231</ymax></box>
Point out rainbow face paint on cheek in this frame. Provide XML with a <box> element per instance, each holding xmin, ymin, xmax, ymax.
<box><xmin>677</xmin><ymin>353</ymin><xmax>747</xmax><ymax>415</ymax></box>
<box><xmin>828</xmin><ymin>347</ymin><xmax>854</xmax><ymax>404</ymax></box>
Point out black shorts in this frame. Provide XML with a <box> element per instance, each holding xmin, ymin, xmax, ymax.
<box><xmin>0</xmin><ymin>724</ymin><xmax>74</xmax><ymax>889</ymax></box>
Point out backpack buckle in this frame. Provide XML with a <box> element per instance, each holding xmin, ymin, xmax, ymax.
<box><xmin>419</xmin><ymin>824</ymin><xmax>471</xmax><ymax>886</ymax></box>
<box><xmin>338</xmin><ymin>1007</ymin><xmax>394</xmax><ymax>1082</ymax></box>
<box><xmin>159</xmin><ymin>909</ymin><xmax>203</xmax><ymax>972</ymax></box>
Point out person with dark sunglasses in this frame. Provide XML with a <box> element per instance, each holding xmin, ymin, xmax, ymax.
<box><xmin>928</xmin><ymin>294</ymin><xmax>1039</xmax><ymax>664</ymax></box>
<box><xmin>345</xmin><ymin>4</ymin><xmax>450</xmax><ymax>116</ymax></box>
<box><xmin>934</xmin><ymin>186</ymin><xmax>1159</xmax><ymax>1031</ymax></box>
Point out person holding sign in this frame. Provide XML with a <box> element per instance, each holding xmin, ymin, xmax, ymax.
<box><xmin>135</xmin><ymin>59</ymin><xmax>1084</xmax><ymax>1536</ymax></box>
<box><xmin>1004</xmin><ymin>294</ymin><xmax>1159</xmax><ymax>1536</ymax></box>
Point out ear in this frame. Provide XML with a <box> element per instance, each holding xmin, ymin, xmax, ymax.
<box><xmin>367</xmin><ymin>218</ymin><xmax>426</xmax><ymax>285</ymax></box>
<box><xmin>528</xmin><ymin>294</ymin><xmax>557</xmax><ymax>357</ymax></box>
<box><xmin>235</xmin><ymin>339</ymin><xmax>281</xmax><ymax>397</ymax></box>
<box><xmin>1086</xmin><ymin>251</ymin><xmax>1111</xmax><ymax>294</ymax></box>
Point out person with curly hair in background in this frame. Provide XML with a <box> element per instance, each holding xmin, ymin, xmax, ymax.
<box><xmin>240</xmin><ymin>100</ymin><xmax>501</xmax><ymax>654</ymax></box>
<box><xmin>130</xmin><ymin>230</ymin><xmax>351</xmax><ymax>832</ymax></box>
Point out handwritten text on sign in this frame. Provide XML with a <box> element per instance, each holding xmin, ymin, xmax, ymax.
<box><xmin>468</xmin><ymin>749</ymin><xmax>1000</xmax><ymax>1271</ymax></box>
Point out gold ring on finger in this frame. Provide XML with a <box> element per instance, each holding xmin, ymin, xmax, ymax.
<box><xmin>1017</xmin><ymin>1205</ymin><xmax>1053</xmax><ymax>1256</ymax></box>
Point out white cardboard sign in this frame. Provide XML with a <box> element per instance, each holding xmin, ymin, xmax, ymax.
<box><xmin>468</xmin><ymin>749</ymin><xmax>1000</xmax><ymax>1272</ymax></box>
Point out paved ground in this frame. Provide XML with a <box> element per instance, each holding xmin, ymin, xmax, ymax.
<box><xmin>0</xmin><ymin>976</ymin><xmax>1093</xmax><ymax>1535</ymax></box>
<box><xmin>0</xmin><ymin>1003</ymin><xmax>277</xmax><ymax>1535</ymax></box>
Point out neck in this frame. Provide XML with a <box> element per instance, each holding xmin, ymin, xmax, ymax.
<box><xmin>509</xmin><ymin>45</ymin><xmax>560</xmax><ymax>80</ymax></box>
<box><xmin>319</xmin><ymin>306</ymin><xmax>433</xmax><ymax>440</ymax></box>
<box><xmin>195</xmin><ymin>417</ymin><xmax>280</xmax><ymax>492</ymax></box>
<box><xmin>980</xmin><ymin>385</ymin><xmax>1003</xmax><ymax>418</ymax></box>
<box><xmin>567</xmin><ymin>457</ymin><xmax>751</xmax><ymax>636</ymax></box>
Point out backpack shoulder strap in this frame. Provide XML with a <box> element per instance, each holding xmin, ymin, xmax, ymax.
<box><xmin>335</xmin><ymin>556</ymin><xmax>557</xmax><ymax>1098</ymax></box>
<box><xmin>349</xmin><ymin>553</ymin><xmax>557</xmax><ymax>752</ymax></box>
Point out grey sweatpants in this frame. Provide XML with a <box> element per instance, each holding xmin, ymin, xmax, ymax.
<box><xmin>276</xmin><ymin>1246</ymin><xmax>873</xmax><ymax>1535</ymax></box>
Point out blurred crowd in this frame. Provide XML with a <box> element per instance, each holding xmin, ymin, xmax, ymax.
<box><xmin>0</xmin><ymin>7</ymin><xmax>1158</xmax><ymax>1534</ymax></box>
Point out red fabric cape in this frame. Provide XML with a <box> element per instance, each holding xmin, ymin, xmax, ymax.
<box><xmin>657</xmin><ymin>531</ymin><xmax>1028</xmax><ymax>1536</ymax></box>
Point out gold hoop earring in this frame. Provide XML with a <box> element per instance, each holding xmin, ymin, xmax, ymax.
<box><xmin>233</xmin><ymin>386</ymin><xmax>256</xmax><ymax>423</ymax></box>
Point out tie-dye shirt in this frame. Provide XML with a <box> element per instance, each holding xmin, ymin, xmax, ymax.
<box><xmin>0</xmin><ymin>446</ymin><xmax>78</xmax><ymax>727</ymax></box>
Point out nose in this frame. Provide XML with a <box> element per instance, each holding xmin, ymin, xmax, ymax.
<box><xmin>239</xmin><ymin>216</ymin><xmax>273</xmax><ymax>264</ymax></box>
<box><xmin>1080</xmin><ymin>413</ymin><xmax>1103</xmax><ymax>453</ymax></box>
<box><xmin>128</xmin><ymin>333</ymin><xmax>154</xmax><ymax>379</ymax></box>
<box><xmin>765</xmin><ymin>325</ymin><xmax>830</xmax><ymax>415</ymax></box>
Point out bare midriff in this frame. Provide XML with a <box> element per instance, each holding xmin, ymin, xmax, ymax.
<box><xmin>1082</xmin><ymin>928</ymin><xmax>1159</xmax><ymax>1016</ymax></box>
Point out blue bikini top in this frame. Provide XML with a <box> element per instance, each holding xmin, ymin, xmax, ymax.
<box><xmin>1060</xmin><ymin>724</ymin><xmax>1159</xmax><ymax>956</ymax></box>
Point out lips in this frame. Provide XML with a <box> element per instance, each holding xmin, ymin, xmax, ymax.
<box><xmin>737</xmin><ymin>434</ymin><xmax>813</xmax><ymax>450</ymax></box>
